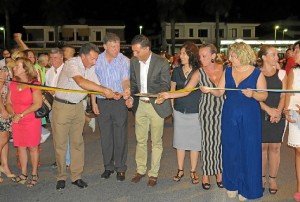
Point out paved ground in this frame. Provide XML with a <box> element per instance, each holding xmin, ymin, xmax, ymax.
<box><xmin>0</xmin><ymin>111</ymin><xmax>297</xmax><ymax>202</ymax></box>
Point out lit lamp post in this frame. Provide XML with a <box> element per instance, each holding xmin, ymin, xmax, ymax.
<box><xmin>274</xmin><ymin>25</ymin><xmax>279</xmax><ymax>42</ymax></box>
<box><xmin>139</xmin><ymin>25</ymin><xmax>143</xmax><ymax>34</ymax></box>
<box><xmin>0</xmin><ymin>27</ymin><xmax>5</xmax><ymax>48</ymax></box>
<box><xmin>282</xmin><ymin>28</ymin><xmax>288</xmax><ymax>40</ymax></box>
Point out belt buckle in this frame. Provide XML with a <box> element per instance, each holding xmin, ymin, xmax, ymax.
<box><xmin>140</xmin><ymin>99</ymin><xmax>150</xmax><ymax>104</ymax></box>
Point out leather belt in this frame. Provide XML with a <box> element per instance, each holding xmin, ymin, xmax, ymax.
<box><xmin>55</xmin><ymin>97</ymin><xmax>77</xmax><ymax>105</ymax></box>
<box><xmin>140</xmin><ymin>99</ymin><xmax>150</xmax><ymax>104</ymax></box>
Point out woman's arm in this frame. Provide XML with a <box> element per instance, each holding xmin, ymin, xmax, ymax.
<box><xmin>158</xmin><ymin>70</ymin><xmax>200</xmax><ymax>100</ymax></box>
<box><xmin>12</xmin><ymin>89</ymin><xmax>43</xmax><ymax>123</ymax></box>
<box><xmin>284</xmin><ymin>70</ymin><xmax>296</xmax><ymax>123</ymax></box>
<box><xmin>243</xmin><ymin>73</ymin><xmax>268</xmax><ymax>101</ymax></box>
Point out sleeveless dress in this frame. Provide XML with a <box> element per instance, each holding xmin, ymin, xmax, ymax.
<box><xmin>261</xmin><ymin>69</ymin><xmax>286</xmax><ymax>143</ymax></box>
<box><xmin>0</xmin><ymin>66</ymin><xmax>12</xmax><ymax>133</ymax></box>
<box><xmin>9</xmin><ymin>81</ymin><xmax>42</xmax><ymax>147</ymax></box>
<box><xmin>198</xmin><ymin>68</ymin><xmax>224</xmax><ymax>175</ymax></box>
<box><xmin>287</xmin><ymin>68</ymin><xmax>300</xmax><ymax>147</ymax></box>
<box><xmin>222</xmin><ymin>67</ymin><xmax>262</xmax><ymax>199</ymax></box>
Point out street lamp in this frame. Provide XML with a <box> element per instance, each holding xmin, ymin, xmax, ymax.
<box><xmin>282</xmin><ymin>28</ymin><xmax>288</xmax><ymax>40</ymax></box>
<box><xmin>0</xmin><ymin>27</ymin><xmax>5</xmax><ymax>48</ymax></box>
<box><xmin>139</xmin><ymin>25</ymin><xmax>143</xmax><ymax>34</ymax></box>
<box><xmin>274</xmin><ymin>25</ymin><xmax>279</xmax><ymax>42</ymax></box>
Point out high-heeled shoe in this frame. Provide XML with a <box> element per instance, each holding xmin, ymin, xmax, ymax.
<box><xmin>202</xmin><ymin>175</ymin><xmax>210</xmax><ymax>190</ymax></box>
<box><xmin>190</xmin><ymin>171</ymin><xmax>199</xmax><ymax>184</ymax></box>
<box><xmin>262</xmin><ymin>176</ymin><xmax>266</xmax><ymax>192</ymax></box>
<box><xmin>215</xmin><ymin>175</ymin><xmax>223</xmax><ymax>188</ymax></box>
<box><xmin>0</xmin><ymin>166</ymin><xmax>16</xmax><ymax>178</ymax></box>
<box><xmin>173</xmin><ymin>169</ymin><xmax>184</xmax><ymax>182</ymax></box>
<box><xmin>269</xmin><ymin>176</ymin><xmax>278</xmax><ymax>194</ymax></box>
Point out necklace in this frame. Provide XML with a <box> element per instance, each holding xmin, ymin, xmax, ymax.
<box><xmin>234</xmin><ymin>65</ymin><xmax>250</xmax><ymax>72</ymax></box>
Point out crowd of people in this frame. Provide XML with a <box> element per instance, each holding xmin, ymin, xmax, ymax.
<box><xmin>0</xmin><ymin>33</ymin><xmax>300</xmax><ymax>201</ymax></box>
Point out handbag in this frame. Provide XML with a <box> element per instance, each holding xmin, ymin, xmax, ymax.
<box><xmin>35</xmin><ymin>90</ymin><xmax>54</xmax><ymax>118</ymax></box>
<box><xmin>29</xmin><ymin>82</ymin><xmax>54</xmax><ymax>118</ymax></box>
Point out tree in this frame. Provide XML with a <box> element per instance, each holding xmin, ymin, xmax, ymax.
<box><xmin>156</xmin><ymin>0</ymin><xmax>186</xmax><ymax>55</ymax></box>
<box><xmin>0</xmin><ymin>0</ymin><xmax>21</xmax><ymax>49</ymax></box>
<box><xmin>202</xmin><ymin>0</ymin><xmax>232</xmax><ymax>52</ymax></box>
<box><xmin>40</xmin><ymin>0</ymin><xmax>72</xmax><ymax>46</ymax></box>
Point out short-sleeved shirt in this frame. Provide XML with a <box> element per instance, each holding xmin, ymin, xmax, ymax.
<box><xmin>171</xmin><ymin>67</ymin><xmax>201</xmax><ymax>113</ymax></box>
<box><xmin>45</xmin><ymin>64</ymin><xmax>64</xmax><ymax>87</ymax></box>
<box><xmin>94</xmin><ymin>51</ymin><xmax>130</xmax><ymax>98</ymax></box>
<box><xmin>55</xmin><ymin>56</ymin><xmax>99</xmax><ymax>103</ymax></box>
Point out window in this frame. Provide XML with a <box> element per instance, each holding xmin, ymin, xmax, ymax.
<box><xmin>243</xmin><ymin>29</ymin><xmax>251</xmax><ymax>37</ymax></box>
<box><xmin>175</xmin><ymin>29</ymin><xmax>179</xmax><ymax>38</ymax></box>
<box><xmin>219</xmin><ymin>29</ymin><xmax>224</xmax><ymax>38</ymax></box>
<box><xmin>198</xmin><ymin>29</ymin><xmax>208</xmax><ymax>37</ymax></box>
<box><xmin>232</xmin><ymin>28</ymin><xmax>237</xmax><ymax>38</ymax></box>
<box><xmin>25</xmin><ymin>29</ymin><xmax>44</xmax><ymax>41</ymax></box>
<box><xmin>96</xmin><ymin>32</ymin><xmax>101</xmax><ymax>41</ymax></box>
<box><xmin>189</xmin><ymin>29</ymin><xmax>193</xmax><ymax>37</ymax></box>
<box><xmin>48</xmin><ymin>31</ymin><xmax>54</xmax><ymax>41</ymax></box>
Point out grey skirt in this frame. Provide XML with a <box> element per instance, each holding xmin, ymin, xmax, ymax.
<box><xmin>173</xmin><ymin>110</ymin><xmax>201</xmax><ymax>151</ymax></box>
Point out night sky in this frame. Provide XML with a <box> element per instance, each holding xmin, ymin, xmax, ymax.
<box><xmin>2</xmin><ymin>0</ymin><xmax>299</xmax><ymax>42</ymax></box>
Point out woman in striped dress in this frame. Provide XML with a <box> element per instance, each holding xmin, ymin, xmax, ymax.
<box><xmin>157</xmin><ymin>43</ymin><xmax>224</xmax><ymax>190</ymax></box>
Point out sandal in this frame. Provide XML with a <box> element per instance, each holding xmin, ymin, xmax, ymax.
<box><xmin>12</xmin><ymin>174</ymin><xmax>28</xmax><ymax>184</ymax></box>
<box><xmin>173</xmin><ymin>169</ymin><xmax>184</xmax><ymax>182</ymax></box>
<box><xmin>215</xmin><ymin>175</ymin><xmax>224</xmax><ymax>188</ymax></box>
<box><xmin>202</xmin><ymin>175</ymin><xmax>211</xmax><ymax>190</ymax></box>
<box><xmin>269</xmin><ymin>176</ymin><xmax>277</xmax><ymax>194</ymax></box>
<box><xmin>27</xmin><ymin>174</ymin><xmax>39</xmax><ymax>187</ymax></box>
<box><xmin>262</xmin><ymin>176</ymin><xmax>266</xmax><ymax>192</ymax></box>
<box><xmin>190</xmin><ymin>171</ymin><xmax>199</xmax><ymax>184</ymax></box>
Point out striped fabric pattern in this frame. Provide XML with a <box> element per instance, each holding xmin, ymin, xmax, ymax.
<box><xmin>198</xmin><ymin>68</ymin><xmax>224</xmax><ymax>175</ymax></box>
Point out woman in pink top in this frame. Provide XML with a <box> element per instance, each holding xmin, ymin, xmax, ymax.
<box><xmin>6</xmin><ymin>57</ymin><xmax>42</xmax><ymax>187</ymax></box>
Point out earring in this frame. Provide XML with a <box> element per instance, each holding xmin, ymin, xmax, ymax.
<box><xmin>211</xmin><ymin>59</ymin><xmax>215</xmax><ymax>63</ymax></box>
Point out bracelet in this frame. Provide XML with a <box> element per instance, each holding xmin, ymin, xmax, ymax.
<box><xmin>20</xmin><ymin>113</ymin><xmax>24</xmax><ymax>118</ymax></box>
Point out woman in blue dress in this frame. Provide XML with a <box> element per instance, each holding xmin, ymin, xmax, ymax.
<box><xmin>201</xmin><ymin>42</ymin><xmax>267</xmax><ymax>201</ymax></box>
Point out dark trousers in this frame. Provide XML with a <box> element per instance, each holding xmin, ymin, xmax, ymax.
<box><xmin>96</xmin><ymin>98</ymin><xmax>128</xmax><ymax>172</ymax></box>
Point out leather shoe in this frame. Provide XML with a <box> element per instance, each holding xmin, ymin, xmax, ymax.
<box><xmin>101</xmin><ymin>170</ymin><xmax>114</xmax><ymax>179</ymax></box>
<box><xmin>56</xmin><ymin>180</ymin><xmax>65</xmax><ymax>190</ymax></box>
<box><xmin>131</xmin><ymin>173</ymin><xmax>145</xmax><ymax>183</ymax></box>
<box><xmin>117</xmin><ymin>172</ymin><xmax>125</xmax><ymax>181</ymax></box>
<box><xmin>147</xmin><ymin>176</ymin><xmax>157</xmax><ymax>187</ymax></box>
<box><xmin>71</xmin><ymin>179</ymin><xmax>88</xmax><ymax>189</ymax></box>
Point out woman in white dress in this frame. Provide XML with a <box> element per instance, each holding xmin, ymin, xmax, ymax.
<box><xmin>284</xmin><ymin>41</ymin><xmax>300</xmax><ymax>202</ymax></box>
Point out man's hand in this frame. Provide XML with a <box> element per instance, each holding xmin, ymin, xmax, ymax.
<box><xmin>113</xmin><ymin>92</ymin><xmax>122</xmax><ymax>100</ymax></box>
<box><xmin>125</xmin><ymin>97</ymin><xmax>133</xmax><ymax>108</ymax></box>
<box><xmin>103</xmin><ymin>88</ymin><xmax>115</xmax><ymax>99</ymax></box>
<box><xmin>123</xmin><ymin>88</ymin><xmax>131</xmax><ymax>100</ymax></box>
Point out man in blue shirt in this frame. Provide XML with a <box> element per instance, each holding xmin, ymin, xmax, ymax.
<box><xmin>94</xmin><ymin>32</ymin><xmax>130</xmax><ymax>181</ymax></box>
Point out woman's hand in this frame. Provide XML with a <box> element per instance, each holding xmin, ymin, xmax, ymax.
<box><xmin>242</xmin><ymin>88</ymin><xmax>254</xmax><ymax>98</ymax></box>
<box><xmin>12</xmin><ymin>113</ymin><xmax>23</xmax><ymax>123</ymax></box>
<box><xmin>199</xmin><ymin>86</ymin><xmax>211</xmax><ymax>94</ymax></box>
<box><xmin>285</xmin><ymin>110</ymin><xmax>296</xmax><ymax>123</ymax></box>
<box><xmin>1</xmin><ymin>109</ymin><xmax>10</xmax><ymax>120</ymax></box>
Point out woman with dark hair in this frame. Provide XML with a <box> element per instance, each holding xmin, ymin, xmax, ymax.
<box><xmin>257</xmin><ymin>45</ymin><xmax>287</xmax><ymax>195</ymax></box>
<box><xmin>170</xmin><ymin>41</ymin><xmax>202</xmax><ymax>184</ymax></box>
<box><xmin>6</xmin><ymin>57</ymin><xmax>42</xmax><ymax>187</ymax></box>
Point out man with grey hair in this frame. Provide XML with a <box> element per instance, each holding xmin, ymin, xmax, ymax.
<box><xmin>94</xmin><ymin>32</ymin><xmax>130</xmax><ymax>181</ymax></box>
<box><xmin>53</xmin><ymin>43</ymin><xmax>115</xmax><ymax>190</ymax></box>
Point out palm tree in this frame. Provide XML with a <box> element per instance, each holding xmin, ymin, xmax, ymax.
<box><xmin>40</xmin><ymin>0</ymin><xmax>72</xmax><ymax>46</ymax></box>
<box><xmin>0</xmin><ymin>0</ymin><xmax>21</xmax><ymax>49</ymax></box>
<box><xmin>202</xmin><ymin>0</ymin><xmax>232</xmax><ymax>51</ymax></box>
<box><xmin>156</xmin><ymin>0</ymin><xmax>186</xmax><ymax>55</ymax></box>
